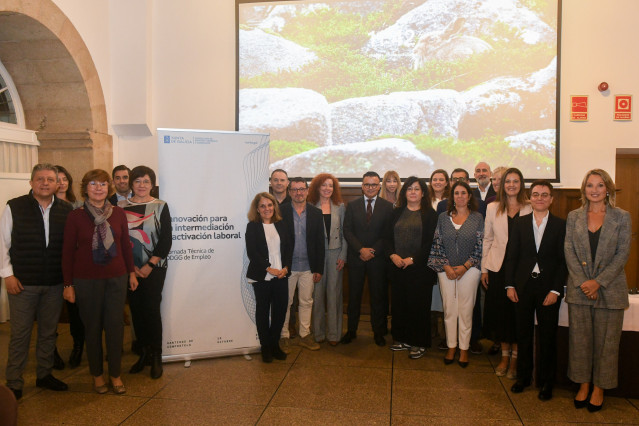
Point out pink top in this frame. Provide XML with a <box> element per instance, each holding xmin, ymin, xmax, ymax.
<box><xmin>62</xmin><ymin>206</ymin><xmax>134</xmax><ymax>284</ymax></box>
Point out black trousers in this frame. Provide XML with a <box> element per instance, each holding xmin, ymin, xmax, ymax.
<box><xmin>515</xmin><ymin>277</ymin><xmax>560</xmax><ymax>385</ymax></box>
<box><xmin>390</xmin><ymin>267</ymin><xmax>433</xmax><ymax>348</ymax></box>
<box><xmin>129</xmin><ymin>268</ymin><xmax>166</xmax><ymax>352</ymax></box>
<box><xmin>252</xmin><ymin>277</ymin><xmax>288</xmax><ymax>349</ymax></box>
<box><xmin>346</xmin><ymin>257</ymin><xmax>386</xmax><ymax>334</ymax></box>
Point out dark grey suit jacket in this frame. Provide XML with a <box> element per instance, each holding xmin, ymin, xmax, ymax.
<box><xmin>281</xmin><ymin>202</ymin><xmax>325</xmax><ymax>275</ymax></box>
<box><xmin>343</xmin><ymin>196</ymin><xmax>393</xmax><ymax>265</ymax></box>
<box><xmin>564</xmin><ymin>206</ymin><xmax>631</xmax><ymax>309</ymax></box>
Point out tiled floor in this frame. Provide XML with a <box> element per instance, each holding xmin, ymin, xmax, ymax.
<box><xmin>1</xmin><ymin>317</ymin><xmax>638</xmax><ymax>425</ymax></box>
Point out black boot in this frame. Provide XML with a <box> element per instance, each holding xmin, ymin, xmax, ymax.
<box><xmin>68</xmin><ymin>341</ymin><xmax>83</xmax><ymax>368</ymax></box>
<box><xmin>150</xmin><ymin>350</ymin><xmax>163</xmax><ymax>379</ymax></box>
<box><xmin>53</xmin><ymin>346</ymin><xmax>65</xmax><ymax>370</ymax></box>
<box><xmin>129</xmin><ymin>346</ymin><xmax>149</xmax><ymax>374</ymax></box>
<box><xmin>261</xmin><ymin>346</ymin><xmax>273</xmax><ymax>363</ymax></box>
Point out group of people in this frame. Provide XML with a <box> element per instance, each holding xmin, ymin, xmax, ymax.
<box><xmin>246</xmin><ymin>164</ymin><xmax>631</xmax><ymax>412</ymax></box>
<box><xmin>1</xmin><ymin>163</ymin><xmax>172</xmax><ymax>399</ymax></box>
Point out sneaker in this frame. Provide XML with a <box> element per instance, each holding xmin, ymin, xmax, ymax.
<box><xmin>299</xmin><ymin>334</ymin><xmax>320</xmax><ymax>351</ymax></box>
<box><xmin>409</xmin><ymin>347</ymin><xmax>426</xmax><ymax>359</ymax></box>
<box><xmin>470</xmin><ymin>340</ymin><xmax>483</xmax><ymax>355</ymax></box>
<box><xmin>390</xmin><ymin>342</ymin><xmax>411</xmax><ymax>351</ymax></box>
<box><xmin>279</xmin><ymin>337</ymin><xmax>291</xmax><ymax>354</ymax></box>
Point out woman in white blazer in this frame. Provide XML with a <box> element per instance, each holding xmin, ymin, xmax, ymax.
<box><xmin>481</xmin><ymin>168</ymin><xmax>531</xmax><ymax>379</ymax></box>
<box><xmin>565</xmin><ymin>169</ymin><xmax>631</xmax><ymax>412</ymax></box>
<box><xmin>308</xmin><ymin>174</ymin><xmax>348</xmax><ymax>345</ymax></box>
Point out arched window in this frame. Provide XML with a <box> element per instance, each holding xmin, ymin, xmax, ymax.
<box><xmin>0</xmin><ymin>59</ymin><xmax>38</xmax><ymax>174</ymax></box>
<box><xmin>0</xmin><ymin>59</ymin><xmax>23</xmax><ymax>127</ymax></box>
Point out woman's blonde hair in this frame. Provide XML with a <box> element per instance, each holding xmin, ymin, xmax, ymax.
<box><xmin>580</xmin><ymin>169</ymin><xmax>616</xmax><ymax>207</ymax></box>
<box><xmin>380</xmin><ymin>170</ymin><xmax>401</xmax><ymax>200</ymax></box>
<box><xmin>247</xmin><ymin>192</ymin><xmax>282</xmax><ymax>223</ymax></box>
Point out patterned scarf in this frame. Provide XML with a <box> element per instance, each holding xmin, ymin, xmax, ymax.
<box><xmin>84</xmin><ymin>200</ymin><xmax>117</xmax><ymax>265</ymax></box>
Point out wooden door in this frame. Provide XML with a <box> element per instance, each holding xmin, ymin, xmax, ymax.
<box><xmin>615</xmin><ymin>156</ymin><xmax>639</xmax><ymax>289</ymax></box>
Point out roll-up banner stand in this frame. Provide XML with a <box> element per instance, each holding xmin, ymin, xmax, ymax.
<box><xmin>158</xmin><ymin>128</ymin><xmax>269</xmax><ymax>362</ymax></box>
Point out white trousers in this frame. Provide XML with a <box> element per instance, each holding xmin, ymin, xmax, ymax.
<box><xmin>281</xmin><ymin>270</ymin><xmax>314</xmax><ymax>339</ymax></box>
<box><xmin>438</xmin><ymin>268</ymin><xmax>481</xmax><ymax>350</ymax></box>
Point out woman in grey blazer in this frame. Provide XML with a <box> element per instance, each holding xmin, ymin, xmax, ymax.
<box><xmin>564</xmin><ymin>169</ymin><xmax>631</xmax><ymax>412</ymax></box>
<box><xmin>308</xmin><ymin>174</ymin><xmax>348</xmax><ymax>345</ymax></box>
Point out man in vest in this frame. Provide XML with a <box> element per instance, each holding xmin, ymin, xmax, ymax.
<box><xmin>0</xmin><ymin>164</ymin><xmax>73</xmax><ymax>400</ymax></box>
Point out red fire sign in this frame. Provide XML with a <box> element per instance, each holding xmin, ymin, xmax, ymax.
<box><xmin>571</xmin><ymin>95</ymin><xmax>588</xmax><ymax>121</ymax></box>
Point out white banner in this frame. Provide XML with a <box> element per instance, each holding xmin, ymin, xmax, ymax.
<box><xmin>158</xmin><ymin>128</ymin><xmax>269</xmax><ymax>361</ymax></box>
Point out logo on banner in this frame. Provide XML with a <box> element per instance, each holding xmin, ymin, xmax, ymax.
<box><xmin>161</xmin><ymin>135</ymin><xmax>216</xmax><ymax>145</ymax></box>
<box><xmin>570</xmin><ymin>95</ymin><xmax>588</xmax><ymax>121</ymax></box>
<box><xmin>614</xmin><ymin>95</ymin><xmax>632</xmax><ymax>121</ymax></box>
<box><xmin>163</xmin><ymin>135</ymin><xmax>170</xmax><ymax>144</ymax></box>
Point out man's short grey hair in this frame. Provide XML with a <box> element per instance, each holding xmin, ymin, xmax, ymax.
<box><xmin>31</xmin><ymin>163</ymin><xmax>59</xmax><ymax>181</ymax></box>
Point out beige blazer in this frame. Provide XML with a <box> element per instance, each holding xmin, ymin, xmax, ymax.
<box><xmin>481</xmin><ymin>201</ymin><xmax>532</xmax><ymax>273</ymax></box>
<box><xmin>315</xmin><ymin>201</ymin><xmax>348</xmax><ymax>262</ymax></box>
<box><xmin>564</xmin><ymin>206</ymin><xmax>631</xmax><ymax>309</ymax></box>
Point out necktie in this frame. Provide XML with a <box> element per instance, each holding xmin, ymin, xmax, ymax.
<box><xmin>366</xmin><ymin>198</ymin><xmax>373</xmax><ymax>223</ymax></box>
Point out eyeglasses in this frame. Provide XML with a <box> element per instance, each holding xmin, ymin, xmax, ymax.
<box><xmin>531</xmin><ymin>192</ymin><xmax>551</xmax><ymax>199</ymax></box>
<box><xmin>133</xmin><ymin>179</ymin><xmax>152</xmax><ymax>186</ymax></box>
<box><xmin>88</xmin><ymin>181</ymin><xmax>108</xmax><ymax>188</ymax></box>
<box><xmin>289</xmin><ymin>187</ymin><xmax>308</xmax><ymax>193</ymax></box>
<box><xmin>363</xmin><ymin>183</ymin><xmax>380</xmax><ymax>189</ymax></box>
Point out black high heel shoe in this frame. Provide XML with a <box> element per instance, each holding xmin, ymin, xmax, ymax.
<box><xmin>587</xmin><ymin>401</ymin><xmax>603</xmax><ymax>412</ymax></box>
<box><xmin>573</xmin><ymin>398</ymin><xmax>588</xmax><ymax>409</ymax></box>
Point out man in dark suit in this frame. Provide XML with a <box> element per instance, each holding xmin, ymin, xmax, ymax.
<box><xmin>108</xmin><ymin>165</ymin><xmax>131</xmax><ymax>205</ymax></box>
<box><xmin>471</xmin><ymin>161</ymin><xmax>496</xmax><ymax>202</ymax></box>
<box><xmin>341</xmin><ymin>171</ymin><xmax>393</xmax><ymax>346</ymax></box>
<box><xmin>279</xmin><ymin>177</ymin><xmax>325</xmax><ymax>352</ymax></box>
<box><xmin>505</xmin><ymin>180</ymin><xmax>567</xmax><ymax>401</ymax></box>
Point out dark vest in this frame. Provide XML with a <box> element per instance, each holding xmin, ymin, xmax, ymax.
<box><xmin>8</xmin><ymin>194</ymin><xmax>72</xmax><ymax>286</ymax></box>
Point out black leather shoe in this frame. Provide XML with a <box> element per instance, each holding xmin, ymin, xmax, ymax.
<box><xmin>374</xmin><ymin>333</ymin><xmax>386</xmax><ymax>347</ymax></box>
<box><xmin>538</xmin><ymin>383</ymin><xmax>553</xmax><ymax>401</ymax></box>
<box><xmin>574</xmin><ymin>398</ymin><xmax>588</xmax><ymax>409</ymax></box>
<box><xmin>68</xmin><ymin>342</ymin><xmax>83</xmax><ymax>368</ymax></box>
<box><xmin>150</xmin><ymin>351</ymin><xmax>163</xmax><ymax>379</ymax></box>
<box><xmin>587</xmin><ymin>401</ymin><xmax>603</xmax><ymax>412</ymax></box>
<box><xmin>53</xmin><ymin>347</ymin><xmax>65</xmax><ymax>370</ymax></box>
<box><xmin>36</xmin><ymin>374</ymin><xmax>68</xmax><ymax>391</ymax></box>
<box><xmin>511</xmin><ymin>379</ymin><xmax>531</xmax><ymax>393</ymax></box>
<box><xmin>272</xmin><ymin>346</ymin><xmax>287</xmax><ymax>361</ymax></box>
<box><xmin>261</xmin><ymin>346</ymin><xmax>273</xmax><ymax>363</ymax></box>
<box><xmin>9</xmin><ymin>388</ymin><xmax>22</xmax><ymax>400</ymax></box>
<box><xmin>129</xmin><ymin>346</ymin><xmax>149</xmax><ymax>374</ymax></box>
<box><xmin>340</xmin><ymin>331</ymin><xmax>356</xmax><ymax>344</ymax></box>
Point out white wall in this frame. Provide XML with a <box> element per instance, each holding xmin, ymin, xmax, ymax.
<box><xmin>51</xmin><ymin>0</ymin><xmax>639</xmax><ymax>188</ymax></box>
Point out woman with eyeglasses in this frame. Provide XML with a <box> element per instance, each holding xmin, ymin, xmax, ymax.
<box><xmin>62</xmin><ymin>169</ymin><xmax>138</xmax><ymax>394</ymax></box>
<box><xmin>428</xmin><ymin>181</ymin><xmax>483</xmax><ymax>367</ymax></box>
<box><xmin>565</xmin><ymin>169</ymin><xmax>631</xmax><ymax>412</ymax></box>
<box><xmin>481</xmin><ymin>168</ymin><xmax>531</xmax><ymax>379</ymax></box>
<box><xmin>120</xmin><ymin>166</ymin><xmax>172</xmax><ymax>379</ymax></box>
<box><xmin>386</xmin><ymin>176</ymin><xmax>438</xmax><ymax>359</ymax></box>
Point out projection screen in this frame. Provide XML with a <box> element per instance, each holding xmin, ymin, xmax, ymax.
<box><xmin>237</xmin><ymin>0</ymin><xmax>561</xmax><ymax>180</ymax></box>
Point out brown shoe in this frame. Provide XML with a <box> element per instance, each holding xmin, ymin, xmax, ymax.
<box><xmin>299</xmin><ymin>335</ymin><xmax>320</xmax><ymax>350</ymax></box>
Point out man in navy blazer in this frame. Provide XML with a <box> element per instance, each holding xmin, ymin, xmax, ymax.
<box><xmin>279</xmin><ymin>178</ymin><xmax>325</xmax><ymax>352</ymax></box>
<box><xmin>341</xmin><ymin>171</ymin><xmax>393</xmax><ymax>346</ymax></box>
<box><xmin>505</xmin><ymin>180</ymin><xmax>567</xmax><ymax>401</ymax></box>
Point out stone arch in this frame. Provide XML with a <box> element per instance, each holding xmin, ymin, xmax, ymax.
<box><xmin>0</xmin><ymin>0</ymin><xmax>111</xmax><ymax>179</ymax></box>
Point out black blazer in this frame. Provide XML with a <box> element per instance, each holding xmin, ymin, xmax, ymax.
<box><xmin>384</xmin><ymin>205</ymin><xmax>438</xmax><ymax>282</ymax></box>
<box><xmin>280</xmin><ymin>203</ymin><xmax>325</xmax><ymax>274</ymax></box>
<box><xmin>343</xmin><ymin>196</ymin><xmax>393</xmax><ymax>263</ymax></box>
<box><xmin>504</xmin><ymin>212</ymin><xmax>567</xmax><ymax>297</ymax></box>
<box><xmin>245</xmin><ymin>220</ymin><xmax>293</xmax><ymax>282</ymax></box>
<box><xmin>472</xmin><ymin>183</ymin><xmax>496</xmax><ymax>202</ymax></box>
